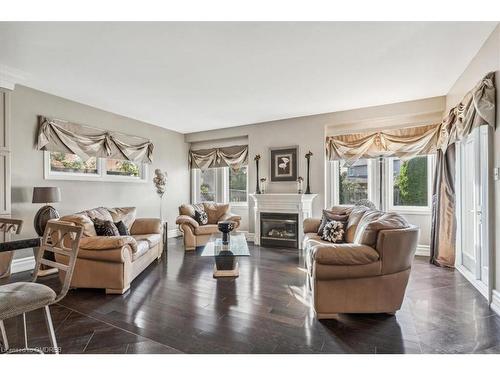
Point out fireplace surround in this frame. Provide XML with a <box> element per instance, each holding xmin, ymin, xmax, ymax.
<box><xmin>249</xmin><ymin>193</ymin><xmax>317</xmax><ymax>250</ymax></box>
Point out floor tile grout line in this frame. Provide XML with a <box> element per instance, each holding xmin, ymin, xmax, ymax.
<box><xmin>55</xmin><ymin>303</ymin><xmax>184</xmax><ymax>353</ymax></box>
<box><xmin>82</xmin><ymin>331</ymin><xmax>95</xmax><ymax>353</ymax></box>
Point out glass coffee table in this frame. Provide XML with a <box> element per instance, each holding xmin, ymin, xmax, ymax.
<box><xmin>200</xmin><ymin>233</ymin><xmax>250</xmax><ymax>278</ymax></box>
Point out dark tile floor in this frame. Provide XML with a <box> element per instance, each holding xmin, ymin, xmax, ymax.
<box><xmin>2</xmin><ymin>237</ymin><xmax>500</xmax><ymax>354</ymax></box>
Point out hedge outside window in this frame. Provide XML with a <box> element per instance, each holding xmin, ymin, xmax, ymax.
<box><xmin>338</xmin><ymin>159</ymin><xmax>369</xmax><ymax>205</ymax></box>
<box><xmin>229</xmin><ymin>166</ymin><xmax>247</xmax><ymax>203</ymax></box>
<box><xmin>45</xmin><ymin>151</ymin><xmax>147</xmax><ymax>182</ymax></box>
<box><xmin>192</xmin><ymin>166</ymin><xmax>248</xmax><ymax>205</ymax></box>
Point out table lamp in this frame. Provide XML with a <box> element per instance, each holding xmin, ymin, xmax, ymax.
<box><xmin>32</xmin><ymin>187</ymin><xmax>61</xmax><ymax>236</ymax></box>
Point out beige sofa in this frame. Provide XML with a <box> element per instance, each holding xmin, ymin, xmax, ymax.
<box><xmin>55</xmin><ymin>207</ymin><xmax>162</xmax><ymax>294</ymax></box>
<box><xmin>176</xmin><ymin>203</ymin><xmax>241</xmax><ymax>250</ymax></box>
<box><xmin>303</xmin><ymin>206</ymin><xmax>419</xmax><ymax>318</ymax></box>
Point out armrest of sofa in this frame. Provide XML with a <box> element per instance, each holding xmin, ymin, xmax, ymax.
<box><xmin>376</xmin><ymin>226</ymin><xmax>419</xmax><ymax>274</ymax></box>
<box><xmin>79</xmin><ymin>236</ymin><xmax>138</xmax><ymax>251</ymax></box>
<box><xmin>130</xmin><ymin>218</ymin><xmax>162</xmax><ymax>235</ymax></box>
<box><xmin>175</xmin><ymin>215</ymin><xmax>199</xmax><ymax>228</ymax></box>
<box><xmin>303</xmin><ymin>218</ymin><xmax>321</xmax><ymax>234</ymax></box>
<box><xmin>76</xmin><ymin>246</ymin><xmax>134</xmax><ymax>263</ymax></box>
<box><xmin>220</xmin><ymin>213</ymin><xmax>242</xmax><ymax>222</ymax></box>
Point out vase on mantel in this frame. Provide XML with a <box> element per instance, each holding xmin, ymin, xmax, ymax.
<box><xmin>305</xmin><ymin>151</ymin><xmax>313</xmax><ymax>194</ymax></box>
<box><xmin>254</xmin><ymin>154</ymin><xmax>261</xmax><ymax>194</ymax></box>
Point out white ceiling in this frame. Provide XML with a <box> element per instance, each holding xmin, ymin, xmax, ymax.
<box><xmin>0</xmin><ymin>22</ymin><xmax>496</xmax><ymax>134</ymax></box>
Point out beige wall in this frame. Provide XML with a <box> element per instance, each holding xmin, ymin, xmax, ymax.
<box><xmin>186</xmin><ymin>96</ymin><xmax>445</xmax><ymax>247</ymax></box>
<box><xmin>446</xmin><ymin>24</ymin><xmax>500</xmax><ymax>292</ymax></box>
<box><xmin>11</xmin><ymin>85</ymin><xmax>190</xmax><ymax>258</ymax></box>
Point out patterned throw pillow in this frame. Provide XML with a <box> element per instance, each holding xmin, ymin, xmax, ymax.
<box><xmin>114</xmin><ymin>220</ymin><xmax>130</xmax><ymax>236</ymax></box>
<box><xmin>194</xmin><ymin>209</ymin><xmax>208</xmax><ymax>225</ymax></box>
<box><xmin>317</xmin><ymin>209</ymin><xmax>349</xmax><ymax>236</ymax></box>
<box><xmin>321</xmin><ymin>220</ymin><xmax>346</xmax><ymax>243</ymax></box>
<box><xmin>92</xmin><ymin>218</ymin><xmax>120</xmax><ymax>236</ymax></box>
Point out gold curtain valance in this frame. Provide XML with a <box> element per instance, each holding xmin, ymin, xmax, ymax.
<box><xmin>326</xmin><ymin>72</ymin><xmax>496</xmax><ymax>166</ymax></box>
<box><xmin>37</xmin><ymin>116</ymin><xmax>154</xmax><ymax>164</ymax></box>
<box><xmin>189</xmin><ymin>145</ymin><xmax>248</xmax><ymax>171</ymax></box>
<box><xmin>326</xmin><ymin>123</ymin><xmax>441</xmax><ymax>165</ymax></box>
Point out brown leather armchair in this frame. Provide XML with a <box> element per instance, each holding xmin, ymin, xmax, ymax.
<box><xmin>303</xmin><ymin>207</ymin><xmax>419</xmax><ymax>318</ymax></box>
<box><xmin>176</xmin><ymin>203</ymin><xmax>241</xmax><ymax>250</ymax></box>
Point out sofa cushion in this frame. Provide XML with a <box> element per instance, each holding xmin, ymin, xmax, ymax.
<box><xmin>345</xmin><ymin>205</ymin><xmax>369</xmax><ymax>242</ymax></box>
<box><xmin>59</xmin><ymin>214</ymin><xmax>97</xmax><ymax>237</ymax></box>
<box><xmin>132</xmin><ymin>240</ymin><xmax>150</xmax><ymax>261</ymax></box>
<box><xmin>194</xmin><ymin>209</ymin><xmax>208</xmax><ymax>225</ymax></box>
<box><xmin>114</xmin><ymin>220</ymin><xmax>130</xmax><ymax>236</ymax></box>
<box><xmin>178</xmin><ymin>203</ymin><xmax>204</xmax><ymax>218</ymax></box>
<box><xmin>354</xmin><ymin>211</ymin><xmax>410</xmax><ymax>247</ymax></box>
<box><xmin>132</xmin><ymin>234</ymin><xmax>161</xmax><ymax>248</ymax></box>
<box><xmin>314</xmin><ymin>261</ymin><xmax>382</xmax><ymax>280</ymax></box>
<box><xmin>108</xmin><ymin>207</ymin><xmax>137</xmax><ymax>230</ymax></box>
<box><xmin>81</xmin><ymin>207</ymin><xmax>114</xmax><ymax>222</ymax></box>
<box><xmin>194</xmin><ymin>224</ymin><xmax>220</xmax><ymax>235</ymax></box>
<box><xmin>203</xmin><ymin>203</ymin><xmax>230</xmax><ymax>224</ymax></box>
<box><xmin>310</xmin><ymin>243</ymin><xmax>380</xmax><ymax>265</ymax></box>
<box><xmin>317</xmin><ymin>209</ymin><xmax>349</xmax><ymax>235</ymax></box>
<box><xmin>79</xmin><ymin>235</ymin><xmax>137</xmax><ymax>251</ymax></box>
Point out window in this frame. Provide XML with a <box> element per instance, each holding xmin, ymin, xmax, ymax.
<box><xmin>192</xmin><ymin>166</ymin><xmax>248</xmax><ymax>205</ymax></box>
<box><xmin>197</xmin><ymin>168</ymin><xmax>217</xmax><ymax>202</ymax></box>
<box><xmin>229</xmin><ymin>167</ymin><xmax>248</xmax><ymax>203</ymax></box>
<box><xmin>45</xmin><ymin>151</ymin><xmax>147</xmax><ymax>182</ymax></box>
<box><xmin>338</xmin><ymin>159</ymin><xmax>369</xmax><ymax>205</ymax></box>
<box><xmin>388</xmin><ymin>155</ymin><xmax>432</xmax><ymax>210</ymax></box>
<box><xmin>328</xmin><ymin>155</ymin><xmax>433</xmax><ymax>211</ymax></box>
<box><xmin>49</xmin><ymin>152</ymin><xmax>99</xmax><ymax>175</ymax></box>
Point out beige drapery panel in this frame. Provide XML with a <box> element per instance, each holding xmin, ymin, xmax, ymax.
<box><xmin>37</xmin><ymin>116</ymin><xmax>154</xmax><ymax>164</ymax></box>
<box><xmin>326</xmin><ymin>123</ymin><xmax>441</xmax><ymax>165</ymax></box>
<box><xmin>189</xmin><ymin>145</ymin><xmax>248</xmax><ymax>171</ymax></box>
<box><xmin>431</xmin><ymin>72</ymin><xmax>496</xmax><ymax>268</ymax></box>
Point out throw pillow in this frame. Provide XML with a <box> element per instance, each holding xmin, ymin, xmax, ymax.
<box><xmin>321</xmin><ymin>220</ymin><xmax>346</xmax><ymax>243</ymax></box>
<box><xmin>114</xmin><ymin>220</ymin><xmax>130</xmax><ymax>236</ymax></box>
<box><xmin>203</xmin><ymin>202</ymin><xmax>230</xmax><ymax>224</ymax></box>
<box><xmin>194</xmin><ymin>209</ymin><xmax>209</xmax><ymax>225</ymax></box>
<box><xmin>92</xmin><ymin>218</ymin><xmax>120</xmax><ymax>237</ymax></box>
<box><xmin>317</xmin><ymin>209</ymin><xmax>350</xmax><ymax>236</ymax></box>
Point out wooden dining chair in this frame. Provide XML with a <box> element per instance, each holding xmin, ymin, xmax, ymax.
<box><xmin>0</xmin><ymin>218</ymin><xmax>24</xmax><ymax>280</ymax></box>
<box><xmin>0</xmin><ymin>221</ymin><xmax>82</xmax><ymax>354</ymax></box>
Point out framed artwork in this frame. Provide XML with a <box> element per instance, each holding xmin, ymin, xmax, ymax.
<box><xmin>270</xmin><ymin>146</ymin><xmax>298</xmax><ymax>182</ymax></box>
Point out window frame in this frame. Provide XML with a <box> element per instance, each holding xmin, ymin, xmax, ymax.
<box><xmin>44</xmin><ymin>151</ymin><xmax>148</xmax><ymax>183</ymax></box>
<box><xmin>328</xmin><ymin>159</ymin><xmax>376</xmax><ymax>208</ymax></box>
<box><xmin>191</xmin><ymin>166</ymin><xmax>248</xmax><ymax>206</ymax></box>
<box><xmin>385</xmin><ymin>155</ymin><xmax>435</xmax><ymax>214</ymax></box>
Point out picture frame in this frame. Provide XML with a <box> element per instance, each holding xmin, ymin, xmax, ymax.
<box><xmin>269</xmin><ymin>146</ymin><xmax>298</xmax><ymax>182</ymax></box>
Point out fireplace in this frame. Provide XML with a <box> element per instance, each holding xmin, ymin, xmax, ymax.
<box><xmin>260</xmin><ymin>212</ymin><xmax>298</xmax><ymax>248</ymax></box>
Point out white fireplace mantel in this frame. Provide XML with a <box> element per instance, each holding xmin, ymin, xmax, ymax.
<box><xmin>249</xmin><ymin>193</ymin><xmax>318</xmax><ymax>249</ymax></box>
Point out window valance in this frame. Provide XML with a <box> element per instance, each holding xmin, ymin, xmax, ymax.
<box><xmin>37</xmin><ymin>116</ymin><xmax>154</xmax><ymax>164</ymax></box>
<box><xmin>189</xmin><ymin>145</ymin><xmax>248</xmax><ymax>171</ymax></box>
<box><xmin>326</xmin><ymin>72</ymin><xmax>496</xmax><ymax>166</ymax></box>
<box><xmin>326</xmin><ymin>123</ymin><xmax>441</xmax><ymax>165</ymax></box>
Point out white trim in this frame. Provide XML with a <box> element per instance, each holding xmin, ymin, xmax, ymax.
<box><xmin>11</xmin><ymin>256</ymin><xmax>36</xmax><ymax>274</ymax></box>
<box><xmin>44</xmin><ymin>151</ymin><xmax>148</xmax><ymax>183</ymax></box>
<box><xmin>167</xmin><ymin>228</ymin><xmax>182</xmax><ymax>238</ymax></box>
<box><xmin>456</xmin><ymin>264</ymin><xmax>489</xmax><ymax>299</ymax></box>
<box><xmin>415</xmin><ymin>244</ymin><xmax>430</xmax><ymax>257</ymax></box>
<box><xmin>491</xmin><ymin>290</ymin><xmax>500</xmax><ymax>316</ymax></box>
<box><xmin>0</xmin><ymin>65</ymin><xmax>25</xmax><ymax>90</ymax></box>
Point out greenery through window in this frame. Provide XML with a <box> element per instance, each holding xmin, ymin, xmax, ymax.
<box><xmin>106</xmin><ymin>159</ymin><xmax>140</xmax><ymax>177</ymax></box>
<box><xmin>198</xmin><ymin>168</ymin><xmax>217</xmax><ymax>202</ymax></box>
<box><xmin>50</xmin><ymin>152</ymin><xmax>98</xmax><ymax>174</ymax></box>
<box><xmin>338</xmin><ymin>159</ymin><xmax>368</xmax><ymax>205</ymax></box>
<box><xmin>229</xmin><ymin>167</ymin><xmax>247</xmax><ymax>203</ymax></box>
<box><xmin>392</xmin><ymin>156</ymin><xmax>428</xmax><ymax>207</ymax></box>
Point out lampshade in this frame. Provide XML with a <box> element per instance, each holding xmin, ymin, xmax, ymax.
<box><xmin>32</xmin><ymin>187</ymin><xmax>61</xmax><ymax>204</ymax></box>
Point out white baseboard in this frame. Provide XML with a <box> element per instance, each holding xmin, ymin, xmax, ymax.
<box><xmin>167</xmin><ymin>228</ymin><xmax>182</xmax><ymax>238</ymax></box>
<box><xmin>415</xmin><ymin>244</ymin><xmax>430</xmax><ymax>257</ymax></box>
<box><xmin>11</xmin><ymin>256</ymin><xmax>36</xmax><ymax>274</ymax></box>
<box><xmin>491</xmin><ymin>290</ymin><xmax>500</xmax><ymax>316</ymax></box>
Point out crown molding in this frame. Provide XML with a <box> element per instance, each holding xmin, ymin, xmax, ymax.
<box><xmin>0</xmin><ymin>65</ymin><xmax>25</xmax><ymax>90</ymax></box>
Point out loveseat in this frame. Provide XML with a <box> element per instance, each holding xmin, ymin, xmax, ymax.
<box><xmin>176</xmin><ymin>203</ymin><xmax>242</xmax><ymax>250</ymax></box>
<box><xmin>55</xmin><ymin>207</ymin><xmax>162</xmax><ymax>294</ymax></box>
<box><xmin>303</xmin><ymin>205</ymin><xmax>419</xmax><ymax>318</ymax></box>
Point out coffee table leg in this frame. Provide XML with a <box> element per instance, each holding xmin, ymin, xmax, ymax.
<box><xmin>213</xmin><ymin>262</ymin><xmax>239</xmax><ymax>278</ymax></box>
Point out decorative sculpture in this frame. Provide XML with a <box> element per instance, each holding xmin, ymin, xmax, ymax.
<box><xmin>153</xmin><ymin>169</ymin><xmax>167</xmax><ymax>221</ymax></box>
<box><xmin>305</xmin><ymin>151</ymin><xmax>313</xmax><ymax>194</ymax></box>
<box><xmin>254</xmin><ymin>155</ymin><xmax>261</xmax><ymax>194</ymax></box>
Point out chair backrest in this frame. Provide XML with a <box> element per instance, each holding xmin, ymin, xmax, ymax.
<box><xmin>0</xmin><ymin>219</ymin><xmax>23</xmax><ymax>279</ymax></box>
<box><xmin>0</xmin><ymin>218</ymin><xmax>23</xmax><ymax>235</ymax></box>
<box><xmin>33</xmin><ymin>221</ymin><xmax>83</xmax><ymax>303</ymax></box>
